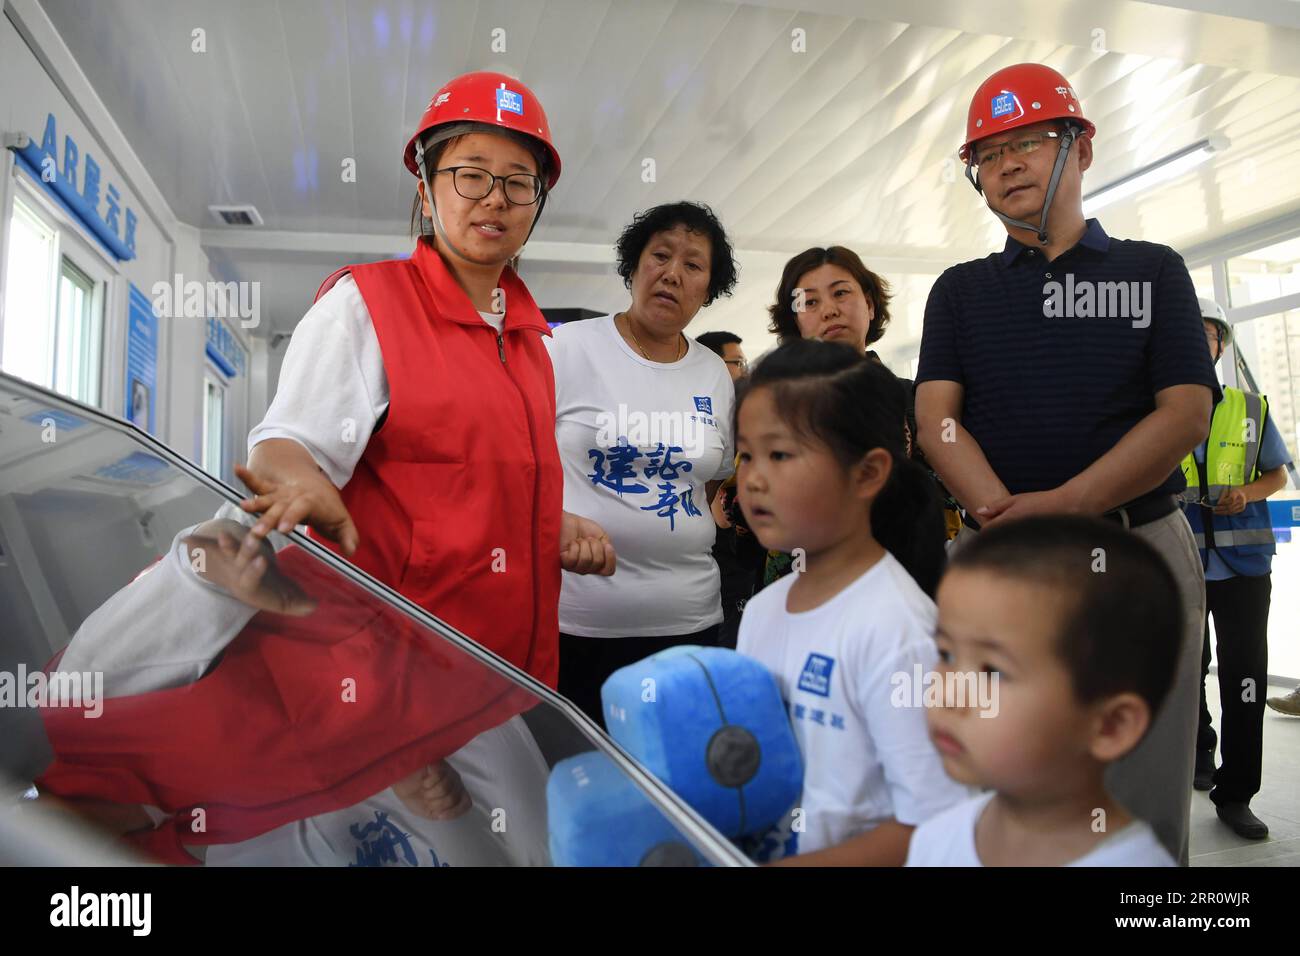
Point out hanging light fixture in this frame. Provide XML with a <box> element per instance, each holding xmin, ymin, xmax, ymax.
<box><xmin>1083</xmin><ymin>135</ymin><xmax>1230</xmax><ymax>216</ymax></box>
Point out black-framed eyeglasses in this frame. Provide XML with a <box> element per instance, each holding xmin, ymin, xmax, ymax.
<box><xmin>972</xmin><ymin>130</ymin><xmax>1063</xmax><ymax>172</ymax></box>
<box><xmin>723</xmin><ymin>358</ymin><xmax>749</xmax><ymax>371</ymax></box>
<box><xmin>435</xmin><ymin>166</ymin><xmax>543</xmax><ymax>206</ymax></box>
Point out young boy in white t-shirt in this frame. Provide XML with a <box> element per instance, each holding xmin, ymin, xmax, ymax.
<box><xmin>907</xmin><ymin>516</ymin><xmax>1179</xmax><ymax>867</ymax></box>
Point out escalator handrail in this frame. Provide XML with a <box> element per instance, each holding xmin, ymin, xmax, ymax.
<box><xmin>0</xmin><ymin>370</ymin><xmax>752</xmax><ymax>866</ymax></box>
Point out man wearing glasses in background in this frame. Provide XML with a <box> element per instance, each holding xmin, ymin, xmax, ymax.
<box><xmin>915</xmin><ymin>63</ymin><xmax>1218</xmax><ymax>865</ymax></box>
<box><xmin>698</xmin><ymin>331</ymin><xmax>762</xmax><ymax>649</ymax></box>
<box><xmin>696</xmin><ymin>331</ymin><xmax>749</xmax><ymax>384</ymax></box>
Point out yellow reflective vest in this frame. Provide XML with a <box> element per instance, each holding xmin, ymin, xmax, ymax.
<box><xmin>1180</xmin><ymin>387</ymin><xmax>1275</xmax><ymax>556</ymax></box>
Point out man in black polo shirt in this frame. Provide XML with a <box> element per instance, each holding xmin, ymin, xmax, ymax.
<box><xmin>916</xmin><ymin>63</ymin><xmax>1217</xmax><ymax>864</ymax></box>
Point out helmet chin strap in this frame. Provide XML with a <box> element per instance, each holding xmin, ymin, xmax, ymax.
<box><xmin>964</xmin><ymin>126</ymin><xmax>1078</xmax><ymax>245</ymax></box>
<box><xmin>414</xmin><ymin>138</ymin><xmax>545</xmax><ymax>273</ymax></box>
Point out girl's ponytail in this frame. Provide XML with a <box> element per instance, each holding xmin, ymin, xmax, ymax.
<box><xmin>741</xmin><ymin>339</ymin><xmax>947</xmax><ymax>595</ymax></box>
<box><xmin>871</xmin><ymin>452</ymin><xmax>946</xmax><ymax>597</ymax></box>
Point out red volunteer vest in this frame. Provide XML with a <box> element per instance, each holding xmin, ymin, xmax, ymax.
<box><xmin>35</xmin><ymin>242</ymin><xmax>562</xmax><ymax>857</ymax></box>
<box><xmin>317</xmin><ymin>239</ymin><xmax>561</xmax><ymax>686</ymax></box>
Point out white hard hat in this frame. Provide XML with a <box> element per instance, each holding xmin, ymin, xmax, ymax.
<box><xmin>1197</xmin><ymin>296</ymin><xmax>1227</xmax><ymax>322</ymax></box>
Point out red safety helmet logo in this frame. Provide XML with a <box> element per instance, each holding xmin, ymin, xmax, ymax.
<box><xmin>403</xmin><ymin>71</ymin><xmax>562</xmax><ymax>188</ymax></box>
<box><xmin>960</xmin><ymin>63</ymin><xmax>1095</xmax><ymax>162</ymax></box>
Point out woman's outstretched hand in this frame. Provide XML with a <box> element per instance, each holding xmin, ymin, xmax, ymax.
<box><xmin>234</xmin><ymin>459</ymin><xmax>360</xmax><ymax>556</ymax></box>
<box><xmin>560</xmin><ymin>511</ymin><xmax>616</xmax><ymax>576</ymax></box>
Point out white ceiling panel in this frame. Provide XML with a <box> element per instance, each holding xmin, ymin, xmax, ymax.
<box><xmin>29</xmin><ymin>0</ymin><xmax>1300</xmax><ymax>361</ymax></box>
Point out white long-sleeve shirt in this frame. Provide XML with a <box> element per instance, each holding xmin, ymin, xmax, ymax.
<box><xmin>247</xmin><ymin>274</ymin><xmax>503</xmax><ymax>487</ymax></box>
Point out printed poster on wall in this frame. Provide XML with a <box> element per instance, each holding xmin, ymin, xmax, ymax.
<box><xmin>124</xmin><ymin>282</ymin><xmax>157</xmax><ymax>435</ymax></box>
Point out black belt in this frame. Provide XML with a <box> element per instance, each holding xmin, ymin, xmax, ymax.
<box><xmin>1101</xmin><ymin>493</ymin><xmax>1178</xmax><ymax>529</ymax></box>
<box><xmin>961</xmin><ymin>493</ymin><xmax>1177</xmax><ymax>533</ymax></box>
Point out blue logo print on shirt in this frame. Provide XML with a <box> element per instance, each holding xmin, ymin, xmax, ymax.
<box><xmin>496</xmin><ymin>88</ymin><xmax>524</xmax><ymax>114</ymax></box>
<box><xmin>991</xmin><ymin>93</ymin><xmax>1016</xmax><ymax>117</ymax></box>
<box><xmin>797</xmin><ymin>653</ymin><xmax>835</xmax><ymax>697</ymax></box>
<box><xmin>347</xmin><ymin>811</ymin><xmax>451</xmax><ymax>867</ymax></box>
<box><xmin>694</xmin><ymin>396</ymin><xmax>713</xmax><ymax>414</ymax></box>
<box><xmin>587</xmin><ymin>439</ymin><xmax>701</xmax><ymax>531</ymax></box>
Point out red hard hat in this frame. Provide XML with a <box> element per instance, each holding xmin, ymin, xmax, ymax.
<box><xmin>959</xmin><ymin>63</ymin><xmax>1096</xmax><ymax>162</ymax></box>
<box><xmin>403</xmin><ymin>71</ymin><xmax>562</xmax><ymax>189</ymax></box>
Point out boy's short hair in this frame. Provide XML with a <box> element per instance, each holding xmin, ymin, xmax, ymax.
<box><xmin>947</xmin><ymin>515</ymin><xmax>1182</xmax><ymax>719</ymax></box>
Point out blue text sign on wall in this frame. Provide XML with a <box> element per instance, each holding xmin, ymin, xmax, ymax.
<box><xmin>125</xmin><ymin>283</ymin><xmax>158</xmax><ymax>434</ymax></box>
<box><xmin>205</xmin><ymin>317</ymin><xmax>246</xmax><ymax>379</ymax></box>
<box><xmin>93</xmin><ymin>451</ymin><xmax>170</xmax><ymax>486</ymax></box>
<box><xmin>6</xmin><ymin>113</ymin><xmax>137</xmax><ymax>262</ymax></box>
<box><xmin>21</xmin><ymin>409</ymin><xmax>87</xmax><ymax>431</ymax></box>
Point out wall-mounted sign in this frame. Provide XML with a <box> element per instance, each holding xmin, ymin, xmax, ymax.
<box><xmin>5</xmin><ymin>112</ymin><xmax>137</xmax><ymax>262</ymax></box>
<box><xmin>125</xmin><ymin>283</ymin><xmax>157</xmax><ymax>434</ymax></box>
<box><xmin>205</xmin><ymin>316</ymin><xmax>246</xmax><ymax>379</ymax></box>
<box><xmin>93</xmin><ymin>451</ymin><xmax>170</xmax><ymax>486</ymax></box>
<box><xmin>21</xmin><ymin>409</ymin><xmax>87</xmax><ymax>431</ymax></box>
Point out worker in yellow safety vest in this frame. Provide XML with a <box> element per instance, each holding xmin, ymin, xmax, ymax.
<box><xmin>1180</xmin><ymin>297</ymin><xmax>1292</xmax><ymax>839</ymax></box>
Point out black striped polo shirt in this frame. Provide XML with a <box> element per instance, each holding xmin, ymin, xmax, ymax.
<box><xmin>916</xmin><ymin>218</ymin><xmax>1219</xmax><ymax>498</ymax></box>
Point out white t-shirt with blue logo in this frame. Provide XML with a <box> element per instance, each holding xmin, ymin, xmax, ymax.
<box><xmin>544</xmin><ymin>315</ymin><xmax>735</xmax><ymax>637</ymax></box>
<box><xmin>737</xmin><ymin>552</ymin><xmax>973</xmax><ymax>856</ymax></box>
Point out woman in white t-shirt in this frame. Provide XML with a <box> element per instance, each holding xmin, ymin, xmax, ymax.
<box><xmin>734</xmin><ymin>339</ymin><xmax>969</xmax><ymax>864</ymax></box>
<box><xmin>544</xmin><ymin>202</ymin><xmax>740</xmax><ymax>725</ymax></box>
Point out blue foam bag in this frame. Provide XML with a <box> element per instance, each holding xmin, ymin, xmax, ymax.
<box><xmin>546</xmin><ymin>749</ymin><xmax>705</xmax><ymax>867</ymax></box>
<box><xmin>600</xmin><ymin>645</ymin><xmax>802</xmax><ymax>839</ymax></box>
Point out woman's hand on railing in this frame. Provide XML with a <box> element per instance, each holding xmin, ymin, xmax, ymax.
<box><xmin>235</xmin><ymin>446</ymin><xmax>360</xmax><ymax>555</ymax></box>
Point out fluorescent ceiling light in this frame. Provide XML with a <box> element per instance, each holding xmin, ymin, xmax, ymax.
<box><xmin>1082</xmin><ymin>135</ymin><xmax>1229</xmax><ymax>216</ymax></box>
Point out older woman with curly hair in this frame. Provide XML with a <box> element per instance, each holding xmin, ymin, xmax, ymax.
<box><xmin>544</xmin><ymin>201</ymin><xmax>740</xmax><ymax>725</ymax></box>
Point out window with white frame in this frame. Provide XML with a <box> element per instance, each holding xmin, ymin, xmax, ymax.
<box><xmin>1227</xmin><ymin>235</ymin><xmax>1300</xmax><ymax>309</ymax></box>
<box><xmin>202</xmin><ymin>373</ymin><xmax>226</xmax><ymax>479</ymax></box>
<box><xmin>1187</xmin><ymin>265</ymin><xmax>1215</xmax><ymax>303</ymax></box>
<box><xmin>55</xmin><ymin>258</ymin><xmax>100</xmax><ymax>402</ymax></box>
<box><xmin>2</xmin><ymin>195</ymin><xmax>104</xmax><ymax>405</ymax></box>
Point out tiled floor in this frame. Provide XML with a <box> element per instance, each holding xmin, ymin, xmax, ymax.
<box><xmin>1191</xmin><ymin>675</ymin><xmax>1300</xmax><ymax>866</ymax></box>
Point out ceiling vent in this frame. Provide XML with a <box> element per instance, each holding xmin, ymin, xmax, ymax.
<box><xmin>208</xmin><ymin>204</ymin><xmax>264</xmax><ymax>227</ymax></box>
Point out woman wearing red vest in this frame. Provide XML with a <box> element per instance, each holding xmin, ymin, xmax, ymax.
<box><xmin>237</xmin><ymin>71</ymin><xmax>613</xmax><ymax>681</ymax></box>
<box><xmin>35</xmin><ymin>72</ymin><xmax>614</xmax><ymax>861</ymax></box>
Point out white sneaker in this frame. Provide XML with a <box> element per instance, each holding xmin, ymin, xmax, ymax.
<box><xmin>1266</xmin><ymin>686</ymin><xmax>1300</xmax><ymax>716</ymax></box>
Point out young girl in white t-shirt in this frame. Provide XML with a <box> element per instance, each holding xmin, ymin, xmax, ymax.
<box><xmin>734</xmin><ymin>339</ymin><xmax>971</xmax><ymax>865</ymax></box>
